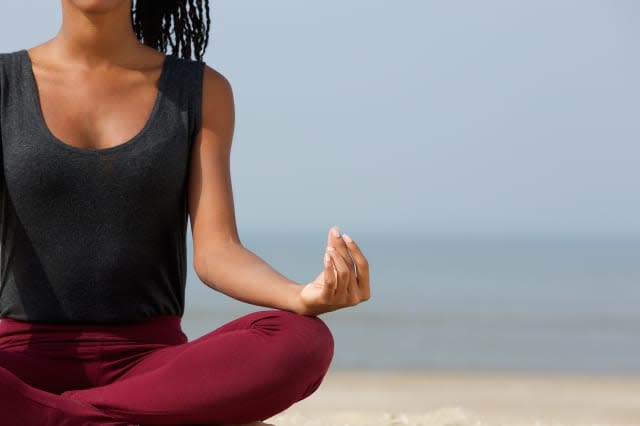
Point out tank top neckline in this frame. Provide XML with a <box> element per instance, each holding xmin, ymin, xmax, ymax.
<box><xmin>18</xmin><ymin>48</ymin><xmax>174</xmax><ymax>156</ymax></box>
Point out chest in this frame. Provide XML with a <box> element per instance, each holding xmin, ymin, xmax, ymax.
<box><xmin>29</xmin><ymin>65</ymin><xmax>163</xmax><ymax>151</ymax></box>
<box><xmin>0</xmin><ymin>56</ymin><xmax>191</xmax><ymax>220</ymax></box>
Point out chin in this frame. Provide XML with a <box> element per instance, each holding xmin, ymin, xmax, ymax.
<box><xmin>67</xmin><ymin>0</ymin><xmax>131</xmax><ymax>14</ymax></box>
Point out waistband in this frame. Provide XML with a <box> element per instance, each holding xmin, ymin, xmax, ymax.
<box><xmin>0</xmin><ymin>315</ymin><xmax>188</xmax><ymax>347</ymax></box>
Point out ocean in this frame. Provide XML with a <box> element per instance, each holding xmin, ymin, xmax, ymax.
<box><xmin>181</xmin><ymin>231</ymin><xmax>640</xmax><ymax>374</ymax></box>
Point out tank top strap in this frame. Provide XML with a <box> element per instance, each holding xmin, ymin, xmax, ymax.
<box><xmin>0</xmin><ymin>51</ymin><xmax>19</xmax><ymax>122</ymax></box>
<box><xmin>0</xmin><ymin>51</ymin><xmax>23</xmax><ymax>164</ymax></box>
<box><xmin>0</xmin><ymin>49</ymin><xmax>41</xmax><ymax>104</ymax></box>
<box><xmin>0</xmin><ymin>50</ymin><xmax>21</xmax><ymax>85</ymax></box>
<box><xmin>163</xmin><ymin>54</ymin><xmax>206</xmax><ymax>149</ymax></box>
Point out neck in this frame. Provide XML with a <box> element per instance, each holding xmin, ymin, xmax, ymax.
<box><xmin>52</xmin><ymin>0</ymin><xmax>141</xmax><ymax>67</ymax></box>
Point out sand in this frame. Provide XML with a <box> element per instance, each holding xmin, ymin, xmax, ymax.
<box><xmin>266</xmin><ymin>370</ymin><xmax>640</xmax><ymax>426</ymax></box>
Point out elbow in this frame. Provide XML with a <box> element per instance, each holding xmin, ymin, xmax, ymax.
<box><xmin>193</xmin><ymin>250</ymin><xmax>218</xmax><ymax>284</ymax></box>
<box><xmin>192</xmin><ymin>255</ymin><xmax>209</xmax><ymax>284</ymax></box>
<box><xmin>192</xmin><ymin>238</ymin><xmax>244</xmax><ymax>285</ymax></box>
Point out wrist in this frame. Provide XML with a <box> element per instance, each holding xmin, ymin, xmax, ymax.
<box><xmin>287</xmin><ymin>282</ymin><xmax>308</xmax><ymax>315</ymax></box>
<box><xmin>293</xmin><ymin>283</ymin><xmax>332</xmax><ymax>317</ymax></box>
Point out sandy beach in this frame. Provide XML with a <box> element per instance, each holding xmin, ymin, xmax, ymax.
<box><xmin>267</xmin><ymin>370</ymin><xmax>640</xmax><ymax>426</ymax></box>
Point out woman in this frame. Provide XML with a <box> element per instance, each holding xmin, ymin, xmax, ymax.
<box><xmin>0</xmin><ymin>1</ymin><xmax>371</xmax><ymax>425</ymax></box>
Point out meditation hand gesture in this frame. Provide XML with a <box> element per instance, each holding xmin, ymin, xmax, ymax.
<box><xmin>298</xmin><ymin>226</ymin><xmax>371</xmax><ymax>316</ymax></box>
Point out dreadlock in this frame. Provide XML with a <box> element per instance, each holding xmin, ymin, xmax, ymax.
<box><xmin>131</xmin><ymin>0</ymin><xmax>211</xmax><ymax>61</ymax></box>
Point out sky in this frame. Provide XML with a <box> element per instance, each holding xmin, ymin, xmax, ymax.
<box><xmin>1</xmin><ymin>1</ymin><xmax>639</xmax><ymax>237</ymax></box>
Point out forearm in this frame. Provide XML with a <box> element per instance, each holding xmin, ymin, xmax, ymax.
<box><xmin>194</xmin><ymin>241</ymin><xmax>305</xmax><ymax>314</ymax></box>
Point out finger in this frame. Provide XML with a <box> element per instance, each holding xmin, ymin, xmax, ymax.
<box><xmin>328</xmin><ymin>248</ymin><xmax>351</xmax><ymax>301</ymax></box>
<box><xmin>326</xmin><ymin>225</ymin><xmax>341</xmax><ymax>248</ymax></box>
<box><xmin>321</xmin><ymin>250</ymin><xmax>339</xmax><ymax>304</ymax></box>
<box><xmin>322</xmin><ymin>250</ymin><xmax>336</xmax><ymax>292</ymax></box>
<box><xmin>342</xmin><ymin>234</ymin><xmax>370</xmax><ymax>299</ymax></box>
<box><xmin>327</xmin><ymin>226</ymin><xmax>356</xmax><ymax>275</ymax></box>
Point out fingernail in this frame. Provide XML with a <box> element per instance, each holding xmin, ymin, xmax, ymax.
<box><xmin>326</xmin><ymin>246</ymin><xmax>336</xmax><ymax>252</ymax></box>
<box><xmin>332</xmin><ymin>227</ymin><xmax>341</xmax><ymax>238</ymax></box>
<box><xmin>343</xmin><ymin>234</ymin><xmax>352</xmax><ymax>243</ymax></box>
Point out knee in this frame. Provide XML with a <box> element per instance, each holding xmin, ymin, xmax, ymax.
<box><xmin>284</xmin><ymin>314</ymin><xmax>334</xmax><ymax>399</ymax></box>
<box><xmin>294</xmin><ymin>314</ymin><xmax>334</xmax><ymax>372</ymax></box>
<box><xmin>255</xmin><ymin>310</ymin><xmax>334</xmax><ymax>373</ymax></box>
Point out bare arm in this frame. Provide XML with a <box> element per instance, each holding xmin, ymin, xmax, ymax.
<box><xmin>187</xmin><ymin>66</ymin><xmax>370</xmax><ymax>316</ymax></box>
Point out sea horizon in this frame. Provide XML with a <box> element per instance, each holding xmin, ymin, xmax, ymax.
<box><xmin>181</xmin><ymin>230</ymin><xmax>640</xmax><ymax>374</ymax></box>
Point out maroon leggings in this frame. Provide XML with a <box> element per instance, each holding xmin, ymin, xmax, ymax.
<box><xmin>0</xmin><ymin>310</ymin><xmax>334</xmax><ymax>426</ymax></box>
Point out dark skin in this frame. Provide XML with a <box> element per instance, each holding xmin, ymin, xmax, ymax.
<box><xmin>27</xmin><ymin>1</ymin><xmax>371</xmax><ymax>421</ymax></box>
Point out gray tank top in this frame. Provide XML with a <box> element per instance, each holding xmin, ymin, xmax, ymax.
<box><xmin>0</xmin><ymin>49</ymin><xmax>205</xmax><ymax>323</ymax></box>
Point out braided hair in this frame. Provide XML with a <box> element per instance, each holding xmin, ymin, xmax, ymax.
<box><xmin>131</xmin><ymin>0</ymin><xmax>211</xmax><ymax>61</ymax></box>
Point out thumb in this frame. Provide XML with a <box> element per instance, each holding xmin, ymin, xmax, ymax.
<box><xmin>323</xmin><ymin>250</ymin><xmax>336</xmax><ymax>291</ymax></box>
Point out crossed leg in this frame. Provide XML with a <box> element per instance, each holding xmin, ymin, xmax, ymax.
<box><xmin>0</xmin><ymin>310</ymin><xmax>334</xmax><ymax>425</ymax></box>
<box><xmin>0</xmin><ymin>366</ymin><xmax>133</xmax><ymax>426</ymax></box>
<box><xmin>62</xmin><ymin>310</ymin><xmax>334</xmax><ymax>425</ymax></box>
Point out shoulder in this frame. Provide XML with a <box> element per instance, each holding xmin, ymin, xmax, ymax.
<box><xmin>0</xmin><ymin>50</ymin><xmax>24</xmax><ymax>94</ymax></box>
<box><xmin>0</xmin><ymin>49</ymin><xmax>22</xmax><ymax>59</ymax></box>
<box><xmin>202</xmin><ymin>64</ymin><xmax>233</xmax><ymax>106</ymax></box>
<box><xmin>170</xmin><ymin>56</ymin><xmax>234</xmax><ymax>142</ymax></box>
<box><xmin>0</xmin><ymin>49</ymin><xmax>22</xmax><ymax>69</ymax></box>
<box><xmin>169</xmin><ymin>57</ymin><xmax>233</xmax><ymax>111</ymax></box>
<box><xmin>201</xmin><ymin>64</ymin><xmax>235</xmax><ymax>136</ymax></box>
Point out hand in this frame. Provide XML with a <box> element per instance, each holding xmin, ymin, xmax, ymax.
<box><xmin>297</xmin><ymin>226</ymin><xmax>371</xmax><ymax>316</ymax></box>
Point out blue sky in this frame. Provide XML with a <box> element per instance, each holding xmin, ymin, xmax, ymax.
<box><xmin>2</xmin><ymin>1</ymin><xmax>639</xmax><ymax>236</ymax></box>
